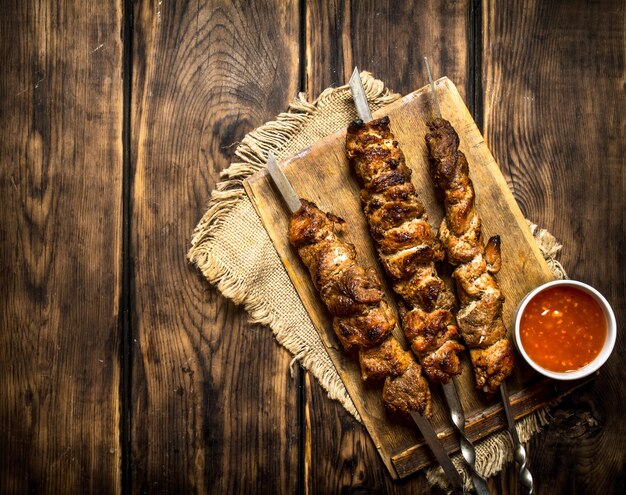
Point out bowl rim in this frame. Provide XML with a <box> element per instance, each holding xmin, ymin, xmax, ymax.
<box><xmin>514</xmin><ymin>279</ymin><xmax>617</xmax><ymax>380</ymax></box>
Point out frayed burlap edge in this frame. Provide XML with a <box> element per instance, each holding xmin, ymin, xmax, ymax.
<box><xmin>187</xmin><ymin>74</ymin><xmax>568</xmax><ymax>486</ymax></box>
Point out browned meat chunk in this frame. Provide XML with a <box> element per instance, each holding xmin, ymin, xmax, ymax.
<box><xmin>393</xmin><ymin>266</ymin><xmax>456</xmax><ymax>313</ymax></box>
<box><xmin>455</xmin><ymin>288</ymin><xmax>507</xmax><ymax>348</ymax></box>
<box><xmin>359</xmin><ymin>336</ymin><xmax>412</xmax><ymax>382</ymax></box>
<box><xmin>332</xmin><ymin>302</ymin><xmax>396</xmax><ymax>352</ymax></box>
<box><xmin>403</xmin><ymin>308</ymin><xmax>459</xmax><ymax>354</ymax></box>
<box><xmin>383</xmin><ymin>361</ymin><xmax>433</xmax><ymax>419</ymax></box>
<box><xmin>485</xmin><ymin>235</ymin><xmax>502</xmax><ymax>274</ymax></box>
<box><xmin>426</xmin><ymin>119</ymin><xmax>474</xmax><ymax>236</ymax></box>
<box><xmin>470</xmin><ymin>339</ymin><xmax>515</xmax><ymax>394</ymax></box>
<box><xmin>421</xmin><ymin>340</ymin><xmax>466</xmax><ymax>383</ymax></box>
<box><xmin>320</xmin><ymin>265</ymin><xmax>383</xmax><ymax>317</ymax></box>
<box><xmin>362</xmin><ymin>185</ymin><xmax>425</xmax><ymax>234</ymax></box>
<box><xmin>378</xmin><ymin>218</ymin><xmax>436</xmax><ymax>255</ymax></box>
<box><xmin>289</xmin><ymin>199</ymin><xmax>344</xmax><ymax>248</ymax></box>
<box><xmin>437</xmin><ymin>216</ymin><xmax>483</xmax><ymax>265</ymax></box>
<box><xmin>379</xmin><ymin>246</ymin><xmax>438</xmax><ymax>280</ymax></box>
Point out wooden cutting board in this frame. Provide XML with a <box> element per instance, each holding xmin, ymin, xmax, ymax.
<box><xmin>243</xmin><ymin>78</ymin><xmax>585</xmax><ymax>479</ymax></box>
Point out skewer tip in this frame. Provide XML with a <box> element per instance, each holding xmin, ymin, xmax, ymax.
<box><xmin>423</xmin><ymin>56</ymin><xmax>442</xmax><ymax>119</ymax></box>
<box><xmin>349</xmin><ymin>66</ymin><xmax>373</xmax><ymax>123</ymax></box>
<box><xmin>350</xmin><ymin>66</ymin><xmax>360</xmax><ymax>85</ymax></box>
<box><xmin>266</xmin><ymin>150</ymin><xmax>301</xmax><ymax>214</ymax></box>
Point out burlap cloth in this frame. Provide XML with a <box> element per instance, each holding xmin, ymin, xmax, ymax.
<box><xmin>188</xmin><ymin>73</ymin><xmax>567</xmax><ymax>489</ymax></box>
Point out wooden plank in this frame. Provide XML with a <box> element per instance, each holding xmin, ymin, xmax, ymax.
<box><xmin>305</xmin><ymin>0</ymin><xmax>472</xmax><ymax>102</ymax></box>
<box><xmin>304</xmin><ymin>2</ymin><xmax>473</xmax><ymax>490</ymax></box>
<box><xmin>130</xmin><ymin>1</ymin><xmax>301</xmax><ymax>492</ymax></box>
<box><xmin>0</xmin><ymin>1</ymin><xmax>124</xmax><ymax>493</ymax></box>
<box><xmin>483</xmin><ymin>0</ymin><xmax>626</xmax><ymax>493</ymax></box>
<box><xmin>245</xmin><ymin>78</ymin><xmax>565</xmax><ymax>480</ymax></box>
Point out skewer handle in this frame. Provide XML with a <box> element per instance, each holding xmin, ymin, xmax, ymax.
<box><xmin>514</xmin><ymin>443</ymin><xmax>533</xmax><ymax>494</ymax></box>
<box><xmin>410</xmin><ymin>412</ymin><xmax>464</xmax><ymax>493</ymax></box>
<box><xmin>442</xmin><ymin>382</ymin><xmax>491</xmax><ymax>495</ymax></box>
<box><xmin>500</xmin><ymin>382</ymin><xmax>534</xmax><ymax>494</ymax></box>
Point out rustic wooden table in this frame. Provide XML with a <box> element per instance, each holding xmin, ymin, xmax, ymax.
<box><xmin>1</xmin><ymin>1</ymin><xmax>624</xmax><ymax>493</ymax></box>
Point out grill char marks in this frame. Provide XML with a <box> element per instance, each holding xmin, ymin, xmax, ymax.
<box><xmin>346</xmin><ymin>117</ymin><xmax>464</xmax><ymax>384</ymax></box>
<box><xmin>289</xmin><ymin>199</ymin><xmax>431</xmax><ymax>418</ymax></box>
<box><xmin>426</xmin><ymin>118</ymin><xmax>514</xmax><ymax>393</ymax></box>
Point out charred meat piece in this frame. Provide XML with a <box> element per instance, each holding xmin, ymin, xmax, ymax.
<box><xmin>421</xmin><ymin>340</ymin><xmax>466</xmax><ymax>383</ymax></box>
<box><xmin>359</xmin><ymin>336</ymin><xmax>412</xmax><ymax>382</ymax></box>
<box><xmin>289</xmin><ymin>199</ymin><xmax>432</xmax><ymax>417</ymax></box>
<box><xmin>379</xmin><ymin>244</ymin><xmax>439</xmax><ymax>281</ymax></box>
<box><xmin>469</xmin><ymin>340</ymin><xmax>515</xmax><ymax>393</ymax></box>
<box><xmin>320</xmin><ymin>264</ymin><xmax>384</xmax><ymax>317</ymax></box>
<box><xmin>362</xmin><ymin>183</ymin><xmax>426</xmax><ymax>234</ymax></box>
<box><xmin>383</xmin><ymin>361</ymin><xmax>433</xmax><ymax>418</ymax></box>
<box><xmin>437</xmin><ymin>214</ymin><xmax>483</xmax><ymax>265</ymax></box>
<box><xmin>346</xmin><ymin>117</ymin><xmax>464</xmax><ymax>384</ymax></box>
<box><xmin>403</xmin><ymin>308</ymin><xmax>464</xmax><ymax>381</ymax></box>
<box><xmin>332</xmin><ymin>301</ymin><xmax>396</xmax><ymax>351</ymax></box>
<box><xmin>426</xmin><ymin>117</ymin><xmax>514</xmax><ymax>393</ymax></box>
<box><xmin>403</xmin><ymin>308</ymin><xmax>459</xmax><ymax>354</ymax></box>
<box><xmin>485</xmin><ymin>235</ymin><xmax>502</xmax><ymax>274</ymax></box>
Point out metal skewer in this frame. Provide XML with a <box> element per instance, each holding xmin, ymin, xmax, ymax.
<box><xmin>424</xmin><ymin>56</ymin><xmax>533</xmax><ymax>495</ymax></box>
<box><xmin>266</xmin><ymin>151</ymin><xmax>301</xmax><ymax>213</ymax></box>
<box><xmin>267</xmin><ymin>148</ymin><xmax>463</xmax><ymax>493</ymax></box>
<box><xmin>410</xmin><ymin>412</ymin><xmax>464</xmax><ymax>493</ymax></box>
<box><xmin>348</xmin><ymin>68</ymin><xmax>373</xmax><ymax>123</ymax></box>
<box><xmin>442</xmin><ymin>381</ymin><xmax>491</xmax><ymax>495</ymax></box>
<box><xmin>424</xmin><ymin>57</ymin><xmax>441</xmax><ymax>118</ymax></box>
<box><xmin>500</xmin><ymin>382</ymin><xmax>534</xmax><ymax>494</ymax></box>
<box><xmin>352</xmin><ymin>63</ymin><xmax>489</xmax><ymax>494</ymax></box>
<box><xmin>349</xmin><ymin>67</ymin><xmax>466</xmax><ymax>493</ymax></box>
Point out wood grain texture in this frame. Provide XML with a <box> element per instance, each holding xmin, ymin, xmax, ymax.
<box><xmin>306</xmin><ymin>0</ymin><xmax>472</xmax><ymax>103</ymax></box>
<box><xmin>304</xmin><ymin>2</ymin><xmax>474</xmax><ymax>491</ymax></box>
<box><xmin>245</xmin><ymin>79</ymin><xmax>563</xmax><ymax>480</ymax></box>
<box><xmin>130</xmin><ymin>1</ymin><xmax>301</xmax><ymax>492</ymax></box>
<box><xmin>483</xmin><ymin>0</ymin><xmax>626</xmax><ymax>493</ymax></box>
<box><xmin>0</xmin><ymin>1</ymin><xmax>124</xmax><ymax>493</ymax></box>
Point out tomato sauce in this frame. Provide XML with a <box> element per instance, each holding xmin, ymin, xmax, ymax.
<box><xmin>520</xmin><ymin>286</ymin><xmax>607</xmax><ymax>372</ymax></box>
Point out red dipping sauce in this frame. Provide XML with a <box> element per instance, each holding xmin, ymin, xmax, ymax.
<box><xmin>519</xmin><ymin>286</ymin><xmax>607</xmax><ymax>372</ymax></box>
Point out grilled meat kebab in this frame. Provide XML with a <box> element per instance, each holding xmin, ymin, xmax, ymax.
<box><xmin>289</xmin><ymin>199</ymin><xmax>432</xmax><ymax>418</ymax></box>
<box><xmin>345</xmin><ymin>117</ymin><xmax>465</xmax><ymax>384</ymax></box>
<box><xmin>426</xmin><ymin>117</ymin><xmax>515</xmax><ymax>393</ymax></box>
